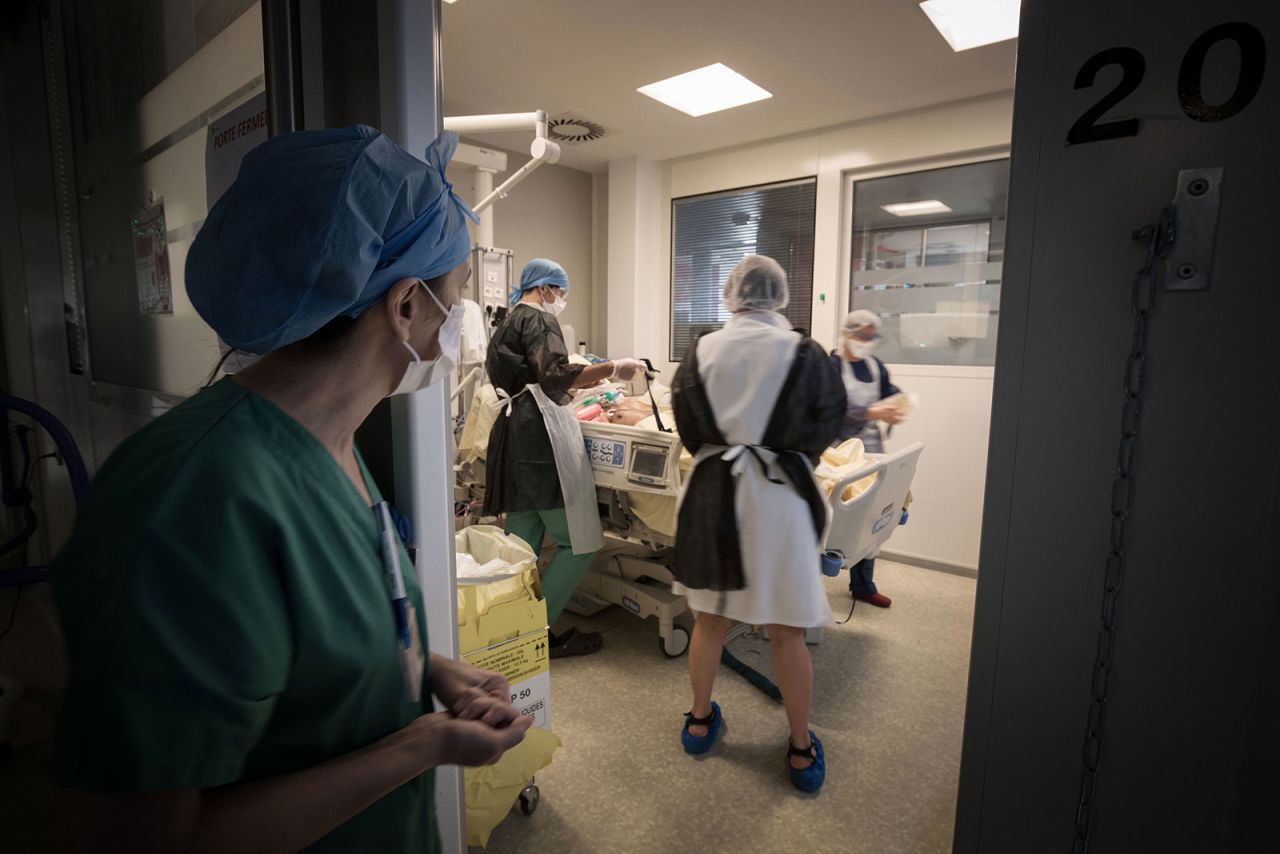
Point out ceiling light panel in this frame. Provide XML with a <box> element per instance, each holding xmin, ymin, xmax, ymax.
<box><xmin>919</xmin><ymin>0</ymin><xmax>1021</xmax><ymax>52</ymax></box>
<box><xmin>882</xmin><ymin>200</ymin><xmax>954</xmax><ymax>217</ymax></box>
<box><xmin>637</xmin><ymin>63</ymin><xmax>772</xmax><ymax>117</ymax></box>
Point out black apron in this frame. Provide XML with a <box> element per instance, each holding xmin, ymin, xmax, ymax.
<box><xmin>671</xmin><ymin>334</ymin><xmax>846</xmax><ymax>591</ymax></box>
<box><xmin>482</xmin><ymin>305</ymin><xmax>585</xmax><ymax>515</ymax></box>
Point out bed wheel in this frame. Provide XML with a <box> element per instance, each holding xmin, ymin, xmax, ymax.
<box><xmin>518</xmin><ymin>783</ymin><xmax>540</xmax><ymax>815</ymax></box>
<box><xmin>660</xmin><ymin>626</ymin><xmax>690</xmax><ymax>658</ymax></box>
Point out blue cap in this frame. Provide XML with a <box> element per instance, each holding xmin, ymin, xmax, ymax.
<box><xmin>187</xmin><ymin>126</ymin><xmax>477</xmax><ymax>354</ymax></box>
<box><xmin>509</xmin><ymin>258</ymin><xmax>569</xmax><ymax>306</ymax></box>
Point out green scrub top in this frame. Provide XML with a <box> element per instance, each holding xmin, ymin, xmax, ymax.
<box><xmin>51</xmin><ymin>378</ymin><xmax>439</xmax><ymax>854</ymax></box>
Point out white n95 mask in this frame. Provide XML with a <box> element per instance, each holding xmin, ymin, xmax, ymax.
<box><xmin>538</xmin><ymin>288</ymin><xmax>567</xmax><ymax>318</ymax></box>
<box><xmin>846</xmin><ymin>339</ymin><xmax>877</xmax><ymax>360</ymax></box>
<box><xmin>390</xmin><ymin>284</ymin><xmax>465</xmax><ymax>396</ymax></box>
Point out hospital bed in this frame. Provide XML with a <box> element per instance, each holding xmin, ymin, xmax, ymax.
<box><xmin>570</xmin><ymin>418</ymin><xmax>925</xmax><ymax>654</ymax></box>
<box><xmin>568</xmin><ymin>422</ymin><xmax>692</xmax><ymax>657</ymax></box>
<box><xmin>820</xmin><ymin>441</ymin><xmax>925</xmax><ymax>578</ymax></box>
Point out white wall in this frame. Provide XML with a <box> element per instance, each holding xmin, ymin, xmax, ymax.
<box><xmin>591</xmin><ymin>171</ymin><xmax>609</xmax><ymax>354</ymax></box>
<box><xmin>605</xmin><ymin>157</ymin><xmax>667</xmax><ymax>365</ymax></box>
<box><xmin>446</xmin><ymin>149</ymin><xmax>596</xmax><ymax>349</ymax></box>
<box><xmin>879</xmin><ymin>365</ymin><xmax>993</xmax><ymax>571</ymax></box>
<box><xmin>610</xmin><ymin>93</ymin><xmax>1014</xmax><ymax>571</ymax></box>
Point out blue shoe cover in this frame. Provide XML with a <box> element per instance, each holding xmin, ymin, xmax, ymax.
<box><xmin>681</xmin><ymin>702</ymin><xmax>722</xmax><ymax>755</ymax></box>
<box><xmin>788</xmin><ymin>731</ymin><xmax>826</xmax><ymax>793</ymax></box>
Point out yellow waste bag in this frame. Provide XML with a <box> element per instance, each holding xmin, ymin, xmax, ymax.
<box><xmin>455</xmin><ymin>526</ymin><xmax>540</xmax><ymax>620</ymax></box>
<box><xmin>465</xmin><ymin>727</ymin><xmax>562</xmax><ymax>848</ymax></box>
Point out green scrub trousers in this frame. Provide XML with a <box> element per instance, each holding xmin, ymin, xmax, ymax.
<box><xmin>506</xmin><ymin>508</ymin><xmax>596</xmax><ymax>623</ymax></box>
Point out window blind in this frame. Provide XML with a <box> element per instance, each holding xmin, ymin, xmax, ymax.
<box><xmin>670</xmin><ymin>177</ymin><xmax>817</xmax><ymax>362</ymax></box>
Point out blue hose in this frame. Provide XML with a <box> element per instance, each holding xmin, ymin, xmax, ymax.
<box><xmin>1</xmin><ymin>394</ymin><xmax>90</xmax><ymax>588</ymax></box>
<box><xmin>720</xmin><ymin>648</ymin><xmax>782</xmax><ymax>703</ymax></box>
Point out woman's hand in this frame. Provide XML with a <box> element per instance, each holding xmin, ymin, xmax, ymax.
<box><xmin>410</xmin><ymin>711</ymin><xmax>534</xmax><ymax>768</ymax></box>
<box><xmin>867</xmin><ymin>403</ymin><xmax>903</xmax><ymax>425</ymax></box>
<box><xmin>430</xmin><ymin>655</ymin><xmax>513</xmax><ymax>718</ymax></box>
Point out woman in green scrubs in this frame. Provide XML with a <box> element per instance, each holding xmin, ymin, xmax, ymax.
<box><xmin>51</xmin><ymin>127</ymin><xmax>530</xmax><ymax>852</ymax></box>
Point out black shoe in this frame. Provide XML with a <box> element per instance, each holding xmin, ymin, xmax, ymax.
<box><xmin>549</xmin><ymin>627</ymin><xmax>603</xmax><ymax>658</ymax></box>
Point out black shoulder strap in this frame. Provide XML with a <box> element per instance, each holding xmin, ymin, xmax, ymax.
<box><xmin>641</xmin><ymin>358</ymin><xmax>672</xmax><ymax>433</ymax></box>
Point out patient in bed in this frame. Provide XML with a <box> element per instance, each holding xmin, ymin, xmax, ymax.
<box><xmin>461</xmin><ymin>379</ymin><xmax>883</xmax><ymax>541</ymax></box>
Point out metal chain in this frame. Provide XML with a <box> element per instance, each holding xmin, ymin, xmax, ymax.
<box><xmin>1071</xmin><ymin>205</ymin><xmax>1177</xmax><ymax>853</ymax></box>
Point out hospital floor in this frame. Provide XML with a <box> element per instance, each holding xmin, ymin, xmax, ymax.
<box><xmin>482</xmin><ymin>560</ymin><xmax>977</xmax><ymax>854</ymax></box>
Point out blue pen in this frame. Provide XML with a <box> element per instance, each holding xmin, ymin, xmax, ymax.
<box><xmin>375</xmin><ymin>501</ymin><xmax>412</xmax><ymax>650</ymax></box>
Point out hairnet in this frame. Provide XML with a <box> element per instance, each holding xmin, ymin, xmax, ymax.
<box><xmin>842</xmin><ymin>309</ymin><xmax>882</xmax><ymax>333</ymax></box>
<box><xmin>722</xmin><ymin>255</ymin><xmax>789</xmax><ymax>313</ymax></box>
<box><xmin>187</xmin><ymin>126</ymin><xmax>477</xmax><ymax>354</ymax></box>
<box><xmin>509</xmin><ymin>258</ymin><xmax>570</xmax><ymax>306</ymax></box>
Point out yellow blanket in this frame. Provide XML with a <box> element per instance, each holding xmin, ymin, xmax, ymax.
<box><xmin>817</xmin><ymin>438</ymin><xmax>877</xmax><ymax>503</ymax></box>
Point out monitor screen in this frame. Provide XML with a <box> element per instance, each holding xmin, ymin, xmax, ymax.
<box><xmin>631</xmin><ymin>447</ymin><xmax>667</xmax><ymax>478</ymax></box>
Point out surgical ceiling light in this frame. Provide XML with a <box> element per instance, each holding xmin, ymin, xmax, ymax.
<box><xmin>637</xmin><ymin>63</ymin><xmax>772</xmax><ymax>117</ymax></box>
<box><xmin>919</xmin><ymin>0</ymin><xmax>1021</xmax><ymax>51</ymax></box>
<box><xmin>882</xmin><ymin>200</ymin><xmax>953</xmax><ymax>217</ymax></box>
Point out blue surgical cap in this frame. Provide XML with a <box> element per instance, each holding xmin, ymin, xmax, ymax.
<box><xmin>187</xmin><ymin>125</ymin><xmax>477</xmax><ymax>354</ymax></box>
<box><xmin>509</xmin><ymin>258</ymin><xmax>569</xmax><ymax>306</ymax></box>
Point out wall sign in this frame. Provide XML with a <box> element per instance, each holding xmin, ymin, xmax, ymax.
<box><xmin>133</xmin><ymin>201</ymin><xmax>173</xmax><ymax>316</ymax></box>
<box><xmin>1067</xmin><ymin>21</ymin><xmax>1267</xmax><ymax>145</ymax></box>
<box><xmin>205</xmin><ymin>91</ymin><xmax>269</xmax><ymax>208</ymax></box>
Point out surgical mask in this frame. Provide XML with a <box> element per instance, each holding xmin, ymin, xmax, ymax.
<box><xmin>540</xmin><ymin>290</ymin><xmax>567</xmax><ymax>318</ymax></box>
<box><xmin>846</xmin><ymin>338</ymin><xmax>877</xmax><ymax>360</ymax></box>
<box><xmin>390</xmin><ymin>283</ymin><xmax>464</xmax><ymax>396</ymax></box>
